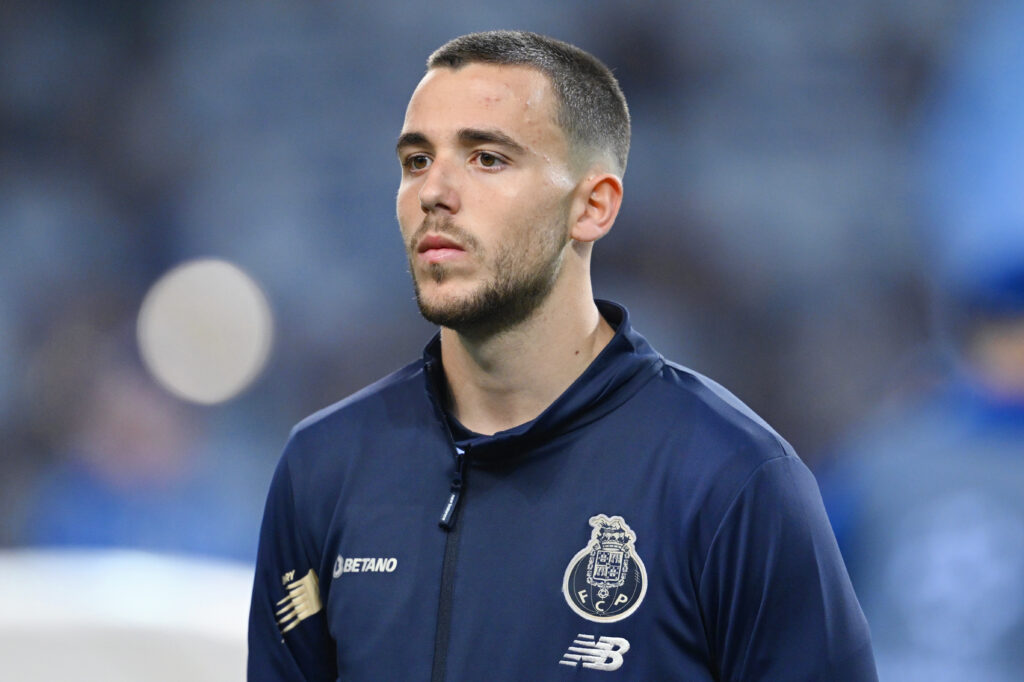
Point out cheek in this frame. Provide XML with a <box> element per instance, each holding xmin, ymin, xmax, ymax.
<box><xmin>396</xmin><ymin>180</ymin><xmax>415</xmax><ymax>210</ymax></box>
<box><xmin>469</xmin><ymin>175</ymin><xmax>552</xmax><ymax>220</ymax></box>
<box><xmin>396</xmin><ymin>186</ymin><xmax>420</xmax><ymax>230</ymax></box>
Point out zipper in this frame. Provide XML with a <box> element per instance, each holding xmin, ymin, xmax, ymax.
<box><xmin>439</xmin><ymin>447</ymin><xmax>466</xmax><ymax>529</ymax></box>
<box><xmin>431</xmin><ymin>446</ymin><xmax>467</xmax><ymax>682</ymax></box>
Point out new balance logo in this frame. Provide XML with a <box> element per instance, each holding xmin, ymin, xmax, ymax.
<box><xmin>559</xmin><ymin>634</ymin><xmax>631</xmax><ymax>671</ymax></box>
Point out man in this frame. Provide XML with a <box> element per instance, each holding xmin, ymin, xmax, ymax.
<box><xmin>249</xmin><ymin>31</ymin><xmax>876</xmax><ymax>680</ymax></box>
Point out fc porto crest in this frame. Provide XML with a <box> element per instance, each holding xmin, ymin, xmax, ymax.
<box><xmin>562</xmin><ymin>514</ymin><xmax>647</xmax><ymax>623</ymax></box>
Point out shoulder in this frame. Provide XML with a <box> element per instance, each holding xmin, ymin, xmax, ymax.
<box><xmin>277</xmin><ymin>358</ymin><xmax>430</xmax><ymax>479</ymax></box>
<box><xmin>644</xmin><ymin>359</ymin><xmax>795</xmax><ymax>469</ymax></box>
<box><xmin>630</xmin><ymin>358</ymin><xmax>805</xmax><ymax>530</ymax></box>
<box><xmin>291</xmin><ymin>358</ymin><xmax>427</xmax><ymax>438</ymax></box>
<box><xmin>256</xmin><ymin>359</ymin><xmax>433</xmax><ymax>552</ymax></box>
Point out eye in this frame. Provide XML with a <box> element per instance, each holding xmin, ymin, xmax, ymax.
<box><xmin>404</xmin><ymin>154</ymin><xmax>431</xmax><ymax>172</ymax></box>
<box><xmin>474</xmin><ymin>152</ymin><xmax>506</xmax><ymax>169</ymax></box>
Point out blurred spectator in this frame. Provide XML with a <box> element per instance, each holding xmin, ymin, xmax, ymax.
<box><xmin>16</xmin><ymin>297</ymin><xmax>257</xmax><ymax>561</ymax></box>
<box><xmin>822</xmin><ymin>2</ymin><xmax>1024</xmax><ymax>679</ymax></box>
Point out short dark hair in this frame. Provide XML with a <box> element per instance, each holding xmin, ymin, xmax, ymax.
<box><xmin>428</xmin><ymin>30</ymin><xmax>630</xmax><ymax>175</ymax></box>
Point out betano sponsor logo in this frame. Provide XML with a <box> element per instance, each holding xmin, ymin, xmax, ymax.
<box><xmin>333</xmin><ymin>555</ymin><xmax>398</xmax><ymax>578</ymax></box>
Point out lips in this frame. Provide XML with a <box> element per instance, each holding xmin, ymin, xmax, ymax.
<box><xmin>416</xmin><ymin>234</ymin><xmax>467</xmax><ymax>265</ymax></box>
<box><xmin>417</xmin><ymin>234</ymin><xmax>464</xmax><ymax>253</ymax></box>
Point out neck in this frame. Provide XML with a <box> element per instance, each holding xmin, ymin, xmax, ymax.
<box><xmin>439</xmin><ymin>280</ymin><xmax>615</xmax><ymax>436</ymax></box>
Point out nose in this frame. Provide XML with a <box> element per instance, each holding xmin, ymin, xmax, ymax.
<box><xmin>418</xmin><ymin>157</ymin><xmax>461</xmax><ymax>215</ymax></box>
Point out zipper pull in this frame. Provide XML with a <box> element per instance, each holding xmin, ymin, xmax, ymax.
<box><xmin>439</xmin><ymin>447</ymin><xmax>466</xmax><ymax>530</ymax></box>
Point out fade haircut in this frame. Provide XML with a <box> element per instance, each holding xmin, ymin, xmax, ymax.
<box><xmin>427</xmin><ymin>30</ymin><xmax>630</xmax><ymax>176</ymax></box>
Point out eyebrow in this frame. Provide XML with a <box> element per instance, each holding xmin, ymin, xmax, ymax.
<box><xmin>396</xmin><ymin>132</ymin><xmax>429</xmax><ymax>156</ymax></box>
<box><xmin>395</xmin><ymin>128</ymin><xmax>527</xmax><ymax>157</ymax></box>
<box><xmin>456</xmin><ymin>128</ymin><xmax>527</xmax><ymax>155</ymax></box>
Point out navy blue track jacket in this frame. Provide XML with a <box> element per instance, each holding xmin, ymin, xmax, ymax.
<box><xmin>248</xmin><ymin>301</ymin><xmax>877</xmax><ymax>681</ymax></box>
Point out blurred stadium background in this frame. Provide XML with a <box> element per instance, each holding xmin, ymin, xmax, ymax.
<box><xmin>2</xmin><ymin>0</ymin><xmax>1022</xmax><ymax>679</ymax></box>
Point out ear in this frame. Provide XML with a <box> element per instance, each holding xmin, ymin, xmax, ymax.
<box><xmin>570</xmin><ymin>173</ymin><xmax>623</xmax><ymax>243</ymax></box>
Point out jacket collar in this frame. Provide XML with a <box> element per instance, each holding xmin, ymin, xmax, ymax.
<box><xmin>422</xmin><ymin>300</ymin><xmax>664</xmax><ymax>461</ymax></box>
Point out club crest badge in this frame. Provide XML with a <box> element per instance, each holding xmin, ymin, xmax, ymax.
<box><xmin>562</xmin><ymin>514</ymin><xmax>647</xmax><ymax>623</ymax></box>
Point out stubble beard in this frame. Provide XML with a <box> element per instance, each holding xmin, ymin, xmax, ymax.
<box><xmin>407</xmin><ymin>214</ymin><xmax>570</xmax><ymax>338</ymax></box>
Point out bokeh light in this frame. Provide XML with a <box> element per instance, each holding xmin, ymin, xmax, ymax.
<box><xmin>137</xmin><ymin>259</ymin><xmax>273</xmax><ymax>405</ymax></box>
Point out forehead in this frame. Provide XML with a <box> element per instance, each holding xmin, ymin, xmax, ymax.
<box><xmin>402</xmin><ymin>63</ymin><xmax>566</xmax><ymax>154</ymax></box>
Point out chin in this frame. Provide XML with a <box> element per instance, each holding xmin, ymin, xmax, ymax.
<box><xmin>415</xmin><ymin>279</ymin><xmax>474</xmax><ymax>316</ymax></box>
<box><xmin>418</xmin><ymin>293</ymin><xmax>476</xmax><ymax>321</ymax></box>
<box><xmin>414</xmin><ymin>285</ymin><xmax>495</xmax><ymax>332</ymax></box>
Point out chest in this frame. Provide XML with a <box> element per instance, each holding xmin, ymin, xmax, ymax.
<box><xmin>318</xmin><ymin>437</ymin><xmax>714</xmax><ymax>680</ymax></box>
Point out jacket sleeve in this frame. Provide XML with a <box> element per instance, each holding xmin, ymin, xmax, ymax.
<box><xmin>248</xmin><ymin>448</ymin><xmax>337</xmax><ymax>681</ymax></box>
<box><xmin>699</xmin><ymin>455</ymin><xmax>877</xmax><ymax>682</ymax></box>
